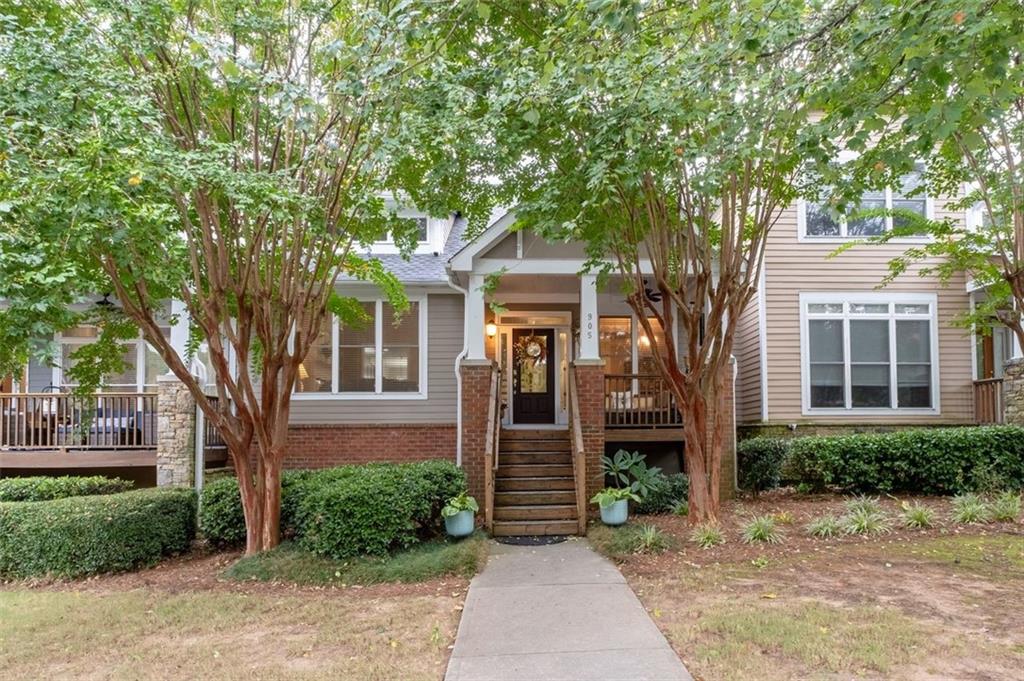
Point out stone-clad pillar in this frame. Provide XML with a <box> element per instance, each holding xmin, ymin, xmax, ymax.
<box><xmin>156</xmin><ymin>375</ymin><xmax>196</xmax><ymax>487</ymax></box>
<box><xmin>1003</xmin><ymin>357</ymin><xmax>1024</xmax><ymax>425</ymax></box>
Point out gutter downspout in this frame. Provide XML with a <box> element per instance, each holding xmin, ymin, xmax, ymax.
<box><xmin>445</xmin><ymin>266</ymin><xmax>469</xmax><ymax>466</ymax></box>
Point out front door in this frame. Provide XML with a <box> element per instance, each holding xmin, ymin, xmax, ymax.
<box><xmin>512</xmin><ymin>328</ymin><xmax>556</xmax><ymax>424</ymax></box>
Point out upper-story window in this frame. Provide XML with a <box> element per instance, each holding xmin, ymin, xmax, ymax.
<box><xmin>294</xmin><ymin>298</ymin><xmax>427</xmax><ymax>398</ymax></box>
<box><xmin>800</xmin><ymin>293</ymin><xmax>938</xmax><ymax>414</ymax></box>
<box><xmin>377</xmin><ymin>217</ymin><xmax>429</xmax><ymax>244</ymax></box>
<box><xmin>801</xmin><ymin>165</ymin><xmax>931</xmax><ymax>239</ymax></box>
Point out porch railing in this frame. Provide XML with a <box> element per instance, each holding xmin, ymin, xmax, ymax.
<box><xmin>973</xmin><ymin>378</ymin><xmax>1005</xmax><ymax>424</ymax></box>
<box><xmin>483</xmin><ymin>365</ymin><xmax>501</xmax><ymax>533</ymax></box>
<box><xmin>567</xmin><ymin>365</ymin><xmax>588</xmax><ymax>535</ymax></box>
<box><xmin>0</xmin><ymin>392</ymin><xmax>158</xmax><ymax>450</ymax></box>
<box><xmin>604</xmin><ymin>374</ymin><xmax>682</xmax><ymax>428</ymax></box>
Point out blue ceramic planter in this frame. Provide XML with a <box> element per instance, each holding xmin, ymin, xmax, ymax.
<box><xmin>445</xmin><ymin>509</ymin><xmax>475</xmax><ymax>538</ymax></box>
<box><xmin>600</xmin><ymin>499</ymin><xmax>629</xmax><ymax>526</ymax></box>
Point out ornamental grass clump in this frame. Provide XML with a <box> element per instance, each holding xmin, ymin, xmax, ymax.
<box><xmin>901</xmin><ymin>502</ymin><xmax>936</xmax><ymax>529</ymax></box>
<box><xmin>845</xmin><ymin>495</ymin><xmax>883</xmax><ymax>515</ymax></box>
<box><xmin>806</xmin><ymin>514</ymin><xmax>842</xmax><ymax>538</ymax></box>
<box><xmin>742</xmin><ymin>515</ymin><xmax>784</xmax><ymax>544</ymax></box>
<box><xmin>989</xmin><ymin>491</ymin><xmax>1021</xmax><ymax>522</ymax></box>
<box><xmin>841</xmin><ymin>507</ymin><xmax>891</xmax><ymax>536</ymax></box>
<box><xmin>690</xmin><ymin>523</ymin><xmax>725</xmax><ymax>549</ymax></box>
<box><xmin>951</xmin><ymin>493</ymin><xmax>991</xmax><ymax>524</ymax></box>
<box><xmin>633</xmin><ymin>524</ymin><xmax>671</xmax><ymax>554</ymax></box>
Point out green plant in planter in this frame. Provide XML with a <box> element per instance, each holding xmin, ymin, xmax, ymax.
<box><xmin>590</xmin><ymin>487</ymin><xmax>641</xmax><ymax>508</ymax></box>
<box><xmin>601</xmin><ymin>449</ymin><xmax>663</xmax><ymax>499</ymax></box>
<box><xmin>441</xmin><ymin>491</ymin><xmax>479</xmax><ymax>518</ymax></box>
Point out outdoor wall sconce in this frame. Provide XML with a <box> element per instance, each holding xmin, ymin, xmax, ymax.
<box><xmin>486</xmin><ymin>322</ymin><xmax>498</xmax><ymax>337</ymax></box>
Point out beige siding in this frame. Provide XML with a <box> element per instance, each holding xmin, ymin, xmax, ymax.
<box><xmin>761</xmin><ymin>199</ymin><xmax>975</xmax><ymax>424</ymax></box>
<box><xmin>734</xmin><ymin>288</ymin><xmax>763</xmax><ymax>424</ymax></box>
<box><xmin>289</xmin><ymin>293</ymin><xmax>463</xmax><ymax>425</ymax></box>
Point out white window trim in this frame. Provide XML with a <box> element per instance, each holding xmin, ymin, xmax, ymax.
<box><xmin>292</xmin><ymin>295</ymin><xmax>429</xmax><ymax>401</ymax></box>
<box><xmin>598</xmin><ymin>312</ymin><xmax>680</xmax><ymax>375</ymax></box>
<box><xmin>797</xmin><ymin>186</ymin><xmax>935</xmax><ymax>243</ymax></box>
<box><xmin>799</xmin><ymin>292</ymin><xmax>940</xmax><ymax>416</ymax></box>
<box><xmin>55</xmin><ymin>330</ymin><xmax>167</xmax><ymax>393</ymax></box>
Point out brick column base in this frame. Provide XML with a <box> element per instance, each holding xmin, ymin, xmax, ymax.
<box><xmin>156</xmin><ymin>375</ymin><xmax>195</xmax><ymax>487</ymax></box>
<box><xmin>573</xmin><ymin>360</ymin><xmax>606</xmax><ymax>512</ymax></box>
<box><xmin>1003</xmin><ymin>357</ymin><xmax>1024</xmax><ymax>425</ymax></box>
<box><xmin>460</xmin><ymin>360</ymin><xmax>496</xmax><ymax>503</ymax></box>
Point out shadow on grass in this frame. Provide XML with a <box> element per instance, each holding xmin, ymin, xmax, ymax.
<box><xmin>223</xmin><ymin>532</ymin><xmax>490</xmax><ymax>586</ymax></box>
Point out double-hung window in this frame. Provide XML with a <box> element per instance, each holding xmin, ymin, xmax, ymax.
<box><xmin>57</xmin><ymin>325</ymin><xmax>172</xmax><ymax>391</ymax></box>
<box><xmin>295</xmin><ymin>298</ymin><xmax>427</xmax><ymax>397</ymax></box>
<box><xmin>801</xmin><ymin>293</ymin><xmax>937</xmax><ymax>413</ymax></box>
<box><xmin>801</xmin><ymin>164</ymin><xmax>931</xmax><ymax>238</ymax></box>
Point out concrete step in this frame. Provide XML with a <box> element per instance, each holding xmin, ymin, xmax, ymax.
<box><xmin>495</xmin><ymin>476</ymin><xmax>575</xmax><ymax>492</ymax></box>
<box><xmin>499</xmin><ymin>439</ymin><xmax>572</xmax><ymax>453</ymax></box>
<box><xmin>498</xmin><ymin>463</ymin><xmax>573</xmax><ymax>478</ymax></box>
<box><xmin>492</xmin><ymin>519</ymin><xmax>579</xmax><ymax>536</ymax></box>
<box><xmin>494</xmin><ymin>504</ymin><xmax>578</xmax><ymax>521</ymax></box>
<box><xmin>495</xmin><ymin>490</ymin><xmax>577</xmax><ymax>506</ymax></box>
<box><xmin>500</xmin><ymin>429</ymin><xmax>570</xmax><ymax>441</ymax></box>
<box><xmin>500</xmin><ymin>452</ymin><xmax>572</xmax><ymax>465</ymax></box>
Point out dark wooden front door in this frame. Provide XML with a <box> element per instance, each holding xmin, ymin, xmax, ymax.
<box><xmin>512</xmin><ymin>328</ymin><xmax>556</xmax><ymax>424</ymax></box>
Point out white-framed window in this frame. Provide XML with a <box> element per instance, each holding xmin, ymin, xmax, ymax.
<box><xmin>800</xmin><ymin>292</ymin><xmax>939</xmax><ymax>414</ymax></box>
<box><xmin>798</xmin><ymin>164</ymin><xmax>933</xmax><ymax>239</ymax></box>
<box><xmin>56</xmin><ymin>324</ymin><xmax>171</xmax><ymax>392</ymax></box>
<box><xmin>375</xmin><ymin>216</ymin><xmax>429</xmax><ymax>244</ymax></box>
<box><xmin>293</xmin><ymin>297</ymin><xmax>428</xmax><ymax>399</ymax></box>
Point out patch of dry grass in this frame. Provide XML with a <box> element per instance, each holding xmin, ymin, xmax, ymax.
<box><xmin>0</xmin><ymin>587</ymin><xmax>460</xmax><ymax>680</ymax></box>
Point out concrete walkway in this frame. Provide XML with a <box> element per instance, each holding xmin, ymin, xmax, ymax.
<box><xmin>445</xmin><ymin>540</ymin><xmax>692</xmax><ymax>681</ymax></box>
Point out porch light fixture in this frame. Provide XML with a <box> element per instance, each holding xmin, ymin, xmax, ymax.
<box><xmin>486</xmin><ymin>322</ymin><xmax>498</xmax><ymax>337</ymax></box>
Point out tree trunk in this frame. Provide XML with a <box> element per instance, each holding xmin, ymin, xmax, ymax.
<box><xmin>679</xmin><ymin>377</ymin><xmax>723</xmax><ymax>524</ymax></box>
<box><xmin>228</xmin><ymin>440</ymin><xmax>284</xmax><ymax>556</ymax></box>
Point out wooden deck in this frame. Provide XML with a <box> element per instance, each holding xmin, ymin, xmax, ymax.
<box><xmin>0</xmin><ymin>449</ymin><xmax>157</xmax><ymax>469</ymax></box>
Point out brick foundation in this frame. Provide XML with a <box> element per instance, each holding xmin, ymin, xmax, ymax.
<box><xmin>573</xmin><ymin>361</ymin><xmax>606</xmax><ymax>510</ymax></box>
<box><xmin>279</xmin><ymin>423</ymin><xmax>456</xmax><ymax>469</ymax></box>
<box><xmin>460</xmin><ymin>360</ymin><xmax>496</xmax><ymax>503</ymax></box>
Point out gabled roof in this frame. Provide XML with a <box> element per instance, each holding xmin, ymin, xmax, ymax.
<box><xmin>339</xmin><ymin>215</ymin><xmax>470</xmax><ymax>284</ymax></box>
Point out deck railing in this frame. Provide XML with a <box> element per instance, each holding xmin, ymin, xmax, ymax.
<box><xmin>0</xmin><ymin>392</ymin><xmax>158</xmax><ymax>450</ymax></box>
<box><xmin>973</xmin><ymin>378</ymin><xmax>1005</xmax><ymax>424</ymax></box>
<box><xmin>604</xmin><ymin>374</ymin><xmax>682</xmax><ymax>428</ymax></box>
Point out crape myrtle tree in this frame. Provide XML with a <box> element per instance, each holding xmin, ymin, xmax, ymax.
<box><xmin>461</xmin><ymin>1</ymin><xmax>839</xmax><ymax>521</ymax></box>
<box><xmin>0</xmin><ymin>0</ymin><xmax>482</xmax><ymax>554</ymax></box>
<box><xmin>815</xmin><ymin>0</ymin><xmax>1024</xmax><ymax>345</ymax></box>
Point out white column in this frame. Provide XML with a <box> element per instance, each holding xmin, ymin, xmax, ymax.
<box><xmin>467</xmin><ymin>274</ymin><xmax>487</xmax><ymax>360</ymax></box>
<box><xmin>579</xmin><ymin>274</ymin><xmax>600</xmax><ymax>360</ymax></box>
<box><xmin>168</xmin><ymin>299</ymin><xmax>191</xmax><ymax>375</ymax></box>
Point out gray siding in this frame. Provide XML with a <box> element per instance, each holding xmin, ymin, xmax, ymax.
<box><xmin>28</xmin><ymin>358</ymin><xmax>52</xmax><ymax>391</ymax></box>
<box><xmin>289</xmin><ymin>292</ymin><xmax>463</xmax><ymax>425</ymax></box>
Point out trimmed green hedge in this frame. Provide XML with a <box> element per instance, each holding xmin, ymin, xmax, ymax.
<box><xmin>737</xmin><ymin>438</ymin><xmax>789</xmax><ymax>496</ymax></box>
<box><xmin>0</xmin><ymin>475</ymin><xmax>133</xmax><ymax>502</ymax></box>
<box><xmin>782</xmin><ymin>426</ymin><xmax>1024</xmax><ymax>494</ymax></box>
<box><xmin>636</xmin><ymin>473</ymin><xmax>689</xmax><ymax>514</ymax></box>
<box><xmin>200</xmin><ymin>461</ymin><xmax>466</xmax><ymax>557</ymax></box>
<box><xmin>0</xmin><ymin>488</ymin><xmax>196</xmax><ymax>578</ymax></box>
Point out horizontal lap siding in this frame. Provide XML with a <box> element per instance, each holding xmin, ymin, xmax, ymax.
<box><xmin>763</xmin><ymin>199</ymin><xmax>974</xmax><ymax>424</ymax></box>
<box><xmin>288</xmin><ymin>292</ymin><xmax>463</xmax><ymax>425</ymax></box>
<box><xmin>734</xmin><ymin>289</ymin><xmax>763</xmax><ymax>424</ymax></box>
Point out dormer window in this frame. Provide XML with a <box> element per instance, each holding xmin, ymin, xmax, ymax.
<box><xmin>377</xmin><ymin>216</ymin><xmax>429</xmax><ymax>244</ymax></box>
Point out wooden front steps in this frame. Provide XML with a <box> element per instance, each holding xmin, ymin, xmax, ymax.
<box><xmin>493</xmin><ymin>428</ymin><xmax>580</xmax><ymax>537</ymax></box>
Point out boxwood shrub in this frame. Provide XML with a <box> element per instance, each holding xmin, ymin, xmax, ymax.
<box><xmin>199</xmin><ymin>460</ymin><xmax>466</xmax><ymax>555</ymax></box>
<box><xmin>737</xmin><ymin>438</ymin><xmax>790</xmax><ymax>496</ymax></box>
<box><xmin>299</xmin><ymin>462</ymin><xmax>466</xmax><ymax>558</ymax></box>
<box><xmin>0</xmin><ymin>475</ymin><xmax>133</xmax><ymax>502</ymax></box>
<box><xmin>636</xmin><ymin>473</ymin><xmax>689</xmax><ymax>514</ymax></box>
<box><xmin>0</xmin><ymin>488</ymin><xmax>196</xmax><ymax>579</ymax></box>
<box><xmin>782</xmin><ymin>426</ymin><xmax>1024</xmax><ymax>494</ymax></box>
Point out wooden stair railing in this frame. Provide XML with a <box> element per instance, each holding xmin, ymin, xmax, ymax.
<box><xmin>483</xmin><ymin>364</ymin><xmax>501</xmax><ymax>532</ymax></box>
<box><xmin>567</xmin><ymin>365</ymin><xmax>588</xmax><ymax>536</ymax></box>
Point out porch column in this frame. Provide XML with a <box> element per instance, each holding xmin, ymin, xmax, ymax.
<box><xmin>156</xmin><ymin>374</ymin><xmax>196</xmax><ymax>487</ymax></box>
<box><xmin>572</xmin><ymin>359</ymin><xmax>606</xmax><ymax>508</ymax></box>
<box><xmin>467</xmin><ymin>274</ymin><xmax>487</xmax><ymax>361</ymax></box>
<box><xmin>168</xmin><ymin>299</ymin><xmax>190</xmax><ymax>375</ymax></box>
<box><xmin>460</xmin><ymin>360</ymin><xmax>496</xmax><ymax>505</ymax></box>
<box><xmin>579</xmin><ymin>274</ymin><xmax>600</xmax><ymax>360</ymax></box>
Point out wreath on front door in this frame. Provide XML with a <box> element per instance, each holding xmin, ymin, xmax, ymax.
<box><xmin>513</xmin><ymin>334</ymin><xmax>547</xmax><ymax>365</ymax></box>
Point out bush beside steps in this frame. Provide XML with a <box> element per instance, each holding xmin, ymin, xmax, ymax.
<box><xmin>0</xmin><ymin>488</ymin><xmax>196</xmax><ymax>579</ymax></box>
